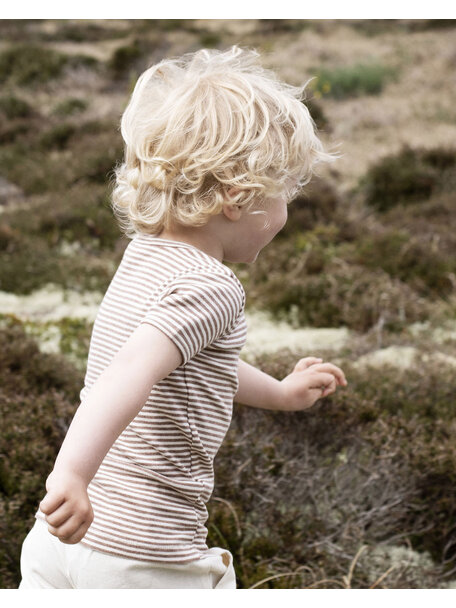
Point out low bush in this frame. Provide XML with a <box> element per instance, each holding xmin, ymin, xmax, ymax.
<box><xmin>351</xmin><ymin>228</ymin><xmax>456</xmax><ymax>297</ymax></box>
<box><xmin>304</xmin><ymin>98</ymin><xmax>331</xmax><ymax>132</ymax></box>
<box><xmin>39</xmin><ymin>123</ymin><xmax>76</xmax><ymax>150</ymax></box>
<box><xmin>52</xmin><ymin>97</ymin><xmax>88</xmax><ymax>117</ymax></box>
<box><xmin>360</xmin><ymin>145</ymin><xmax>456</xmax><ymax>212</ymax></box>
<box><xmin>207</xmin><ymin>354</ymin><xmax>456</xmax><ymax>588</ymax></box>
<box><xmin>242</xmin><ymin>235</ymin><xmax>432</xmax><ymax>332</ymax></box>
<box><xmin>0</xmin><ymin>95</ymin><xmax>33</xmax><ymax>120</ymax></box>
<box><xmin>279</xmin><ymin>177</ymin><xmax>341</xmax><ymax>237</ymax></box>
<box><xmin>0</xmin><ymin>323</ymin><xmax>82</xmax><ymax>588</ymax></box>
<box><xmin>0</xmin><ymin>45</ymin><xmax>68</xmax><ymax>86</ymax></box>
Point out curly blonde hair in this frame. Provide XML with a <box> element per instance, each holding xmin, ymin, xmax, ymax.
<box><xmin>110</xmin><ymin>45</ymin><xmax>337</xmax><ymax>238</ymax></box>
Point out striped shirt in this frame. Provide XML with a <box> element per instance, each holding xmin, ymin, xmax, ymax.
<box><xmin>35</xmin><ymin>233</ymin><xmax>247</xmax><ymax>563</ymax></box>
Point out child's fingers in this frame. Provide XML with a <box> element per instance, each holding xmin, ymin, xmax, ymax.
<box><xmin>59</xmin><ymin>522</ymin><xmax>89</xmax><ymax>545</ymax></box>
<box><xmin>308</xmin><ymin>372</ymin><xmax>337</xmax><ymax>394</ymax></box>
<box><xmin>308</xmin><ymin>363</ymin><xmax>347</xmax><ymax>386</ymax></box>
<box><xmin>293</xmin><ymin>357</ymin><xmax>323</xmax><ymax>372</ymax></box>
<box><xmin>40</xmin><ymin>492</ymin><xmax>65</xmax><ymax>515</ymax></box>
<box><xmin>48</xmin><ymin>517</ymin><xmax>90</xmax><ymax>545</ymax></box>
<box><xmin>45</xmin><ymin>503</ymin><xmax>74</xmax><ymax>528</ymax></box>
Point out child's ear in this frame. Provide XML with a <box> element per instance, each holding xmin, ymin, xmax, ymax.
<box><xmin>222</xmin><ymin>202</ymin><xmax>242</xmax><ymax>222</ymax></box>
<box><xmin>222</xmin><ymin>187</ymin><xmax>242</xmax><ymax>221</ymax></box>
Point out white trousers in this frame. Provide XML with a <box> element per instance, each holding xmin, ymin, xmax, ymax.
<box><xmin>18</xmin><ymin>518</ymin><xmax>236</xmax><ymax>589</ymax></box>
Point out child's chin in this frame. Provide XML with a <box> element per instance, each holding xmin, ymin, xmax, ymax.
<box><xmin>245</xmin><ymin>251</ymin><xmax>259</xmax><ymax>264</ymax></box>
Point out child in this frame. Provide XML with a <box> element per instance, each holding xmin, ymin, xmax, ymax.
<box><xmin>18</xmin><ymin>45</ymin><xmax>347</xmax><ymax>589</ymax></box>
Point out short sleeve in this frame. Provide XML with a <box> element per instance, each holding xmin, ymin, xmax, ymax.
<box><xmin>140</xmin><ymin>270</ymin><xmax>245</xmax><ymax>366</ymax></box>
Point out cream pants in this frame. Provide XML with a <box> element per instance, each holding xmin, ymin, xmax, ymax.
<box><xmin>18</xmin><ymin>518</ymin><xmax>236</xmax><ymax>589</ymax></box>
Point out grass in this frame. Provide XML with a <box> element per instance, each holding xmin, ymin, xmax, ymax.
<box><xmin>310</xmin><ymin>62</ymin><xmax>398</xmax><ymax>100</ymax></box>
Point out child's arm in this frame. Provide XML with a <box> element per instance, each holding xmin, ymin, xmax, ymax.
<box><xmin>39</xmin><ymin>323</ymin><xmax>182</xmax><ymax>544</ymax></box>
<box><xmin>235</xmin><ymin>357</ymin><xmax>348</xmax><ymax>411</ymax></box>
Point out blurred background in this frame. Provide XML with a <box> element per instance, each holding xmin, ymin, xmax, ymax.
<box><xmin>1</xmin><ymin>19</ymin><xmax>456</xmax><ymax>589</ymax></box>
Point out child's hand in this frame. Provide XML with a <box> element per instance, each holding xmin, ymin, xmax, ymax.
<box><xmin>279</xmin><ymin>356</ymin><xmax>347</xmax><ymax>411</ymax></box>
<box><xmin>39</xmin><ymin>470</ymin><xmax>94</xmax><ymax>545</ymax></box>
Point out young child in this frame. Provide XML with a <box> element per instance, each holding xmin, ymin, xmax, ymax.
<box><xmin>18</xmin><ymin>45</ymin><xmax>347</xmax><ymax>589</ymax></box>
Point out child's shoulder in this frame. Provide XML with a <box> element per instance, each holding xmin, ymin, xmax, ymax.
<box><xmin>131</xmin><ymin>232</ymin><xmax>246</xmax><ymax>305</ymax></box>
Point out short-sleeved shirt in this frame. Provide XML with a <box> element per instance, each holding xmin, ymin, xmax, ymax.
<box><xmin>34</xmin><ymin>233</ymin><xmax>247</xmax><ymax>563</ymax></box>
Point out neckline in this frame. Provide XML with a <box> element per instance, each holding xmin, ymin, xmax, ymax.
<box><xmin>138</xmin><ymin>233</ymin><xmax>227</xmax><ymax>269</ymax></box>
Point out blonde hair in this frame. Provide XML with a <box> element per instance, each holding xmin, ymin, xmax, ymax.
<box><xmin>111</xmin><ymin>45</ymin><xmax>337</xmax><ymax>238</ymax></box>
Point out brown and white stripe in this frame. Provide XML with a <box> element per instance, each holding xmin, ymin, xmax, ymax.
<box><xmin>35</xmin><ymin>233</ymin><xmax>247</xmax><ymax>563</ymax></box>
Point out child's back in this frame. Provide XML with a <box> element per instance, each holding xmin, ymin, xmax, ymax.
<box><xmin>19</xmin><ymin>45</ymin><xmax>346</xmax><ymax>589</ymax></box>
<box><xmin>35</xmin><ymin>233</ymin><xmax>247</xmax><ymax>562</ymax></box>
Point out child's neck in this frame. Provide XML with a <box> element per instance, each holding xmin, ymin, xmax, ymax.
<box><xmin>156</xmin><ymin>228</ymin><xmax>224</xmax><ymax>263</ymax></box>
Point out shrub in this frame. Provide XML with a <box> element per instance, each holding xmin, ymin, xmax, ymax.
<box><xmin>39</xmin><ymin>123</ymin><xmax>76</xmax><ymax>150</ymax></box>
<box><xmin>0</xmin><ymin>323</ymin><xmax>82</xmax><ymax>588</ymax></box>
<box><xmin>242</xmin><ymin>236</ymin><xmax>432</xmax><ymax>332</ymax></box>
<box><xmin>0</xmin><ymin>122</ymin><xmax>123</xmax><ymax>194</ymax></box>
<box><xmin>0</xmin><ymin>225</ymin><xmax>117</xmax><ymax>295</ymax></box>
<box><xmin>0</xmin><ymin>44</ymin><xmax>68</xmax><ymax>86</ymax></box>
<box><xmin>207</xmin><ymin>354</ymin><xmax>456</xmax><ymax>588</ymax></box>
<box><xmin>361</xmin><ymin>145</ymin><xmax>456</xmax><ymax>212</ymax></box>
<box><xmin>279</xmin><ymin>177</ymin><xmax>341</xmax><ymax>237</ymax></box>
<box><xmin>52</xmin><ymin>97</ymin><xmax>88</xmax><ymax>117</ymax></box>
<box><xmin>352</xmin><ymin>228</ymin><xmax>455</xmax><ymax>297</ymax></box>
<box><xmin>108</xmin><ymin>39</ymin><xmax>144</xmax><ymax>78</ymax></box>
<box><xmin>303</xmin><ymin>98</ymin><xmax>331</xmax><ymax>132</ymax></box>
<box><xmin>0</xmin><ymin>95</ymin><xmax>33</xmax><ymax>119</ymax></box>
<box><xmin>42</xmin><ymin>21</ymin><xmax>127</xmax><ymax>42</ymax></box>
<box><xmin>199</xmin><ymin>31</ymin><xmax>221</xmax><ymax>48</ymax></box>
